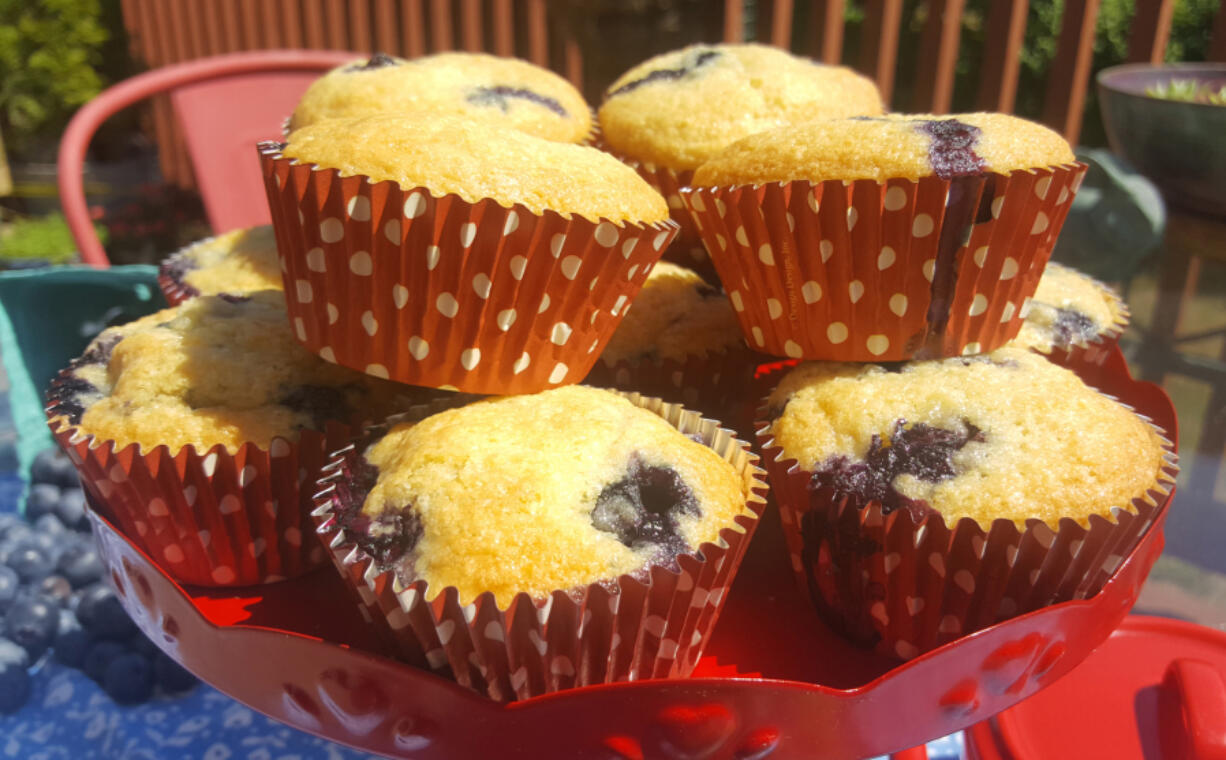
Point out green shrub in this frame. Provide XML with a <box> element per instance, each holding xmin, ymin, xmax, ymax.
<box><xmin>0</xmin><ymin>0</ymin><xmax>109</xmax><ymax>156</ymax></box>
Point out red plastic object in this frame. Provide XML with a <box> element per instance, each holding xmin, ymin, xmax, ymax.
<box><xmin>57</xmin><ymin>50</ymin><xmax>357</xmax><ymax>268</ymax></box>
<box><xmin>967</xmin><ymin>617</ymin><xmax>1226</xmax><ymax>760</ymax></box>
<box><xmin>90</xmin><ymin>348</ymin><xmax>1177</xmax><ymax>760</ymax></box>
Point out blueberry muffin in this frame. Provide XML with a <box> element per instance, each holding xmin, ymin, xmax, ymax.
<box><xmin>334</xmin><ymin>385</ymin><xmax>751</xmax><ymax>604</ymax></box>
<box><xmin>289</xmin><ymin>52</ymin><xmax>592</xmax><ymax>144</ymax></box>
<box><xmin>762</xmin><ymin>347</ymin><xmax>1171</xmax><ymax>656</ymax></box>
<box><xmin>598</xmin><ymin>43</ymin><xmax>884</xmax><ymax>173</ymax></box>
<box><xmin>692</xmin><ymin>113</ymin><xmax>1075</xmax><ymax>187</ymax></box>
<box><xmin>283</xmin><ymin>114</ymin><xmax>667</xmax><ymax>223</ymax></box>
<box><xmin>765</xmin><ymin>347</ymin><xmax>1163</xmax><ymax>528</ymax></box>
<box><xmin>1011</xmin><ymin>263</ymin><xmax>1127</xmax><ymax>354</ymax></box>
<box><xmin>47</xmin><ymin>291</ymin><xmax>414</xmax><ymax>452</ymax></box>
<box><xmin>159</xmin><ymin>226</ymin><xmax>282</xmax><ymax>303</ymax></box>
<box><xmin>599</xmin><ymin>261</ymin><xmax>744</xmax><ymax>366</ymax></box>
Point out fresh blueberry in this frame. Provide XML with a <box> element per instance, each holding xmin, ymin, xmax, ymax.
<box><xmin>83</xmin><ymin>639</ymin><xmax>127</xmax><ymax>683</ymax></box>
<box><xmin>0</xmin><ymin>638</ymin><xmax>31</xmax><ymax>714</ymax></box>
<box><xmin>52</xmin><ymin>609</ymin><xmax>90</xmax><ymax>668</ymax></box>
<box><xmin>33</xmin><ymin>513</ymin><xmax>66</xmax><ymax>537</ymax></box>
<box><xmin>30</xmin><ymin>448</ymin><xmax>79</xmax><ymax>489</ymax></box>
<box><xmin>5</xmin><ymin>594</ymin><xmax>60</xmax><ymax>660</ymax></box>
<box><xmin>57</xmin><ymin>544</ymin><xmax>104</xmax><ymax>589</ymax></box>
<box><xmin>38</xmin><ymin>575</ymin><xmax>72</xmax><ymax>606</ymax></box>
<box><xmin>153</xmin><ymin>652</ymin><xmax>198</xmax><ymax>693</ymax></box>
<box><xmin>56</xmin><ymin>489</ymin><xmax>88</xmax><ymax>532</ymax></box>
<box><xmin>103</xmin><ymin>652</ymin><xmax>154</xmax><ymax>705</ymax></box>
<box><xmin>0</xmin><ymin>567</ymin><xmax>17</xmax><ymax>612</ymax></box>
<box><xmin>129</xmin><ymin>630</ymin><xmax>159</xmax><ymax>658</ymax></box>
<box><xmin>0</xmin><ymin>514</ymin><xmax>22</xmax><ymax>540</ymax></box>
<box><xmin>6</xmin><ymin>545</ymin><xmax>53</xmax><ymax>585</ymax></box>
<box><xmin>53</xmin><ymin>627</ymin><xmax>91</xmax><ymax>669</ymax></box>
<box><xmin>25</xmin><ymin>484</ymin><xmax>60</xmax><ymax>521</ymax></box>
<box><xmin>75</xmin><ymin>584</ymin><xmax>137</xmax><ymax>640</ymax></box>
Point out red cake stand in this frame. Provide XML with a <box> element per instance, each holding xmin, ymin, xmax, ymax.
<box><xmin>89</xmin><ymin>348</ymin><xmax>1178</xmax><ymax>760</ymax></box>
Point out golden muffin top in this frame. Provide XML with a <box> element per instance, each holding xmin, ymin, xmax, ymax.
<box><xmin>692</xmin><ymin>112</ymin><xmax>1076</xmax><ymax>186</ymax></box>
<box><xmin>598</xmin><ymin>43</ymin><xmax>884</xmax><ymax>172</ymax></box>
<box><xmin>765</xmin><ymin>348</ymin><xmax>1165</xmax><ymax>530</ymax></box>
<box><xmin>164</xmin><ymin>226</ymin><xmax>283</xmax><ymax>298</ymax></box>
<box><xmin>1010</xmin><ymin>263</ymin><xmax>1126</xmax><ymax>353</ymax></box>
<box><xmin>49</xmin><ymin>291</ymin><xmax>413</xmax><ymax>452</ymax></box>
<box><xmin>600</xmin><ymin>261</ymin><xmax>744</xmax><ymax>364</ymax></box>
<box><xmin>355</xmin><ymin>385</ymin><xmax>751</xmax><ymax>604</ymax></box>
<box><xmin>283</xmin><ymin>114</ymin><xmax>670</xmax><ymax>224</ymax></box>
<box><xmin>289</xmin><ymin>52</ymin><xmax>592</xmax><ymax>143</ymax></box>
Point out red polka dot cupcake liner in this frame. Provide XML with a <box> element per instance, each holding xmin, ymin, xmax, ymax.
<box><xmin>258</xmin><ymin>142</ymin><xmax>679</xmax><ymax>395</ymax></box>
<box><xmin>679</xmin><ymin>163</ymin><xmax>1088</xmax><ymax>361</ymax></box>
<box><xmin>582</xmin><ymin>344</ymin><xmax>764</xmax><ymax>434</ymax></box>
<box><xmin>311</xmin><ymin>393</ymin><xmax>768</xmax><ymax>701</ymax></box>
<box><xmin>46</xmin><ymin>370</ymin><xmax>354</xmax><ymax>587</ymax></box>
<box><xmin>754</xmin><ymin>397</ymin><xmax>1177</xmax><ymax>661</ymax></box>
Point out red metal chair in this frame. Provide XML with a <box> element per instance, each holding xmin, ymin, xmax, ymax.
<box><xmin>58</xmin><ymin>49</ymin><xmax>359</xmax><ymax>267</ymax></box>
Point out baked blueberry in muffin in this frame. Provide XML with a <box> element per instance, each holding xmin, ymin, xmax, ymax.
<box><xmin>1010</xmin><ymin>263</ymin><xmax>1127</xmax><ymax>353</ymax></box>
<box><xmin>331</xmin><ymin>385</ymin><xmax>751</xmax><ymax>604</ymax></box>
<box><xmin>290</xmin><ymin>52</ymin><xmax>592</xmax><ymax>144</ymax></box>
<box><xmin>158</xmin><ymin>226</ymin><xmax>282</xmax><ymax>302</ymax></box>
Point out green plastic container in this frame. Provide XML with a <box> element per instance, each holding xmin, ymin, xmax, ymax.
<box><xmin>0</xmin><ymin>266</ymin><xmax>165</xmax><ymax>494</ymax></box>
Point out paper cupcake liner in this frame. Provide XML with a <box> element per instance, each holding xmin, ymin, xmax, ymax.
<box><xmin>45</xmin><ymin>372</ymin><xmax>350</xmax><ymax>587</ymax></box>
<box><xmin>311</xmin><ymin>392</ymin><xmax>768</xmax><ymax>701</ymax></box>
<box><xmin>680</xmin><ymin>163</ymin><xmax>1089</xmax><ymax>361</ymax></box>
<box><xmin>259</xmin><ymin>143</ymin><xmax>679</xmax><ymax>395</ymax></box>
<box><xmin>583</xmin><ymin>344</ymin><xmax>762</xmax><ymax>432</ymax></box>
<box><xmin>755</xmin><ymin>396</ymin><xmax>1177</xmax><ymax>660</ymax></box>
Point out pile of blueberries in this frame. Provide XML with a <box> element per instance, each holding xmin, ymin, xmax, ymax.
<box><xmin>0</xmin><ymin>447</ymin><xmax>198</xmax><ymax>713</ymax></box>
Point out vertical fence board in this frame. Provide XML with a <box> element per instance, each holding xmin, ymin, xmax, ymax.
<box><xmin>912</xmin><ymin>0</ymin><xmax>967</xmax><ymax>112</ymax></box>
<box><xmin>1041</xmin><ymin>0</ymin><xmax>1102</xmax><ymax>143</ymax></box>
<box><xmin>976</xmin><ymin>0</ymin><xmax>1028</xmax><ymax>111</ymax></box>
<box><xmin>859</xmin><ymin>0</ymin><xmax>904</xmax><ymax>104</ymax></box>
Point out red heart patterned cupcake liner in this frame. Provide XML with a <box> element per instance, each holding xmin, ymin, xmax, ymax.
<box><xmin>311</xmin><ymin>393</ymin><xmax>768</xmax><ymax>701</ymax></box>
<box><xmin>754</xmin><ymin>389</ymin><xmax>1178</xmax><ymax>661</ymax></box>
<box><xmin>46</xmin><ymin>369</ymin><xmax>352</xmax><ymax>587</ymax></box>
<box><xmin>259</xmin><ymin>142</ymin><xmax>679</xmax><ymax>395</ymax></box>
<box><xmin>680</xmin><ymin>163</ymin><xmax>1088</xmax><ymax>361</ymax></box>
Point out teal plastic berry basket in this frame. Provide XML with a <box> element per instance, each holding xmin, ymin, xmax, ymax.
<box><xmin>0</xmin><ymin>266</ymin><xmax>165</xmax><ymax>504</ymax></box>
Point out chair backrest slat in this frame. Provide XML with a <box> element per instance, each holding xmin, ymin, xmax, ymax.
<box><xmin>1127</xmin><ymin>0</ymin><xmax>1177</xmax><ymax>63</ymax></box>
<box><xmin>402</xmin><ymin>0</ymin><xmax>428</xmax><ymax>57</ymax></box>
<box><xmin>461</xmin><ymin>0</ymin><xmax>483</xmax><ymax>51</ymax></box>
<box><xmin>431</xmin><ymin>0</ymin><xmax>454</xmax><ymax>51</ymax></box>
<box><xmin>302</xmin><ymin>0</ymin><xmax>328</xmax><ymax>52</ymax></box>
<box><xmin>724</xmin><ymin>0</ymin><xmax>745</xmax><ymax>43</ymax></box>
<box><xmin>260</xmin><ymin>1</ymin><xmax>285</xmax><ymax>48</ymax></box>
<box><xmin>492</xmin><ymin>0</ymin><xmax>515</xmax><ymax>56</ymax></box>
<box><xmin>912</xmin><ymin>0</ymin><xmax>968</xmax><ymax>112</ymax></box>
<box><xmin>1041</xmin><ymin>0</ymin><xmax>1102</xmax><ymax>145</ymax></box>
<box><xmin>859</xmin><ymin>0</ymin><xmax>905</xmax><ymax>103</ymax></box>
<box><xmin>374</xmin><ymin>0</ymin><xmax>400</xmax><ymax>55</ymax></box>
<box><xmin>527</xmin><ymin>0</ymin><xmax>549</xmax><ymax>66</ymax></box>
<box><xmin>280</xmin><ymin>0</ymin><xmax>305</xmax><ymax>48</ymax></box>
<box><xmin>770</xmin><ymin>0</ymin><xmax>795</xmax><ymax>48</ymax></box>
<box><xmin>348</xmin><ymin>0</ymin><xmax>374</xmax><ymax>52</ymax></box>
<box><xmin>810</xmin><ymin>0</ymin><xmax>846</xmax><ymax>64</ymax></box>
<box><xmin>324</xmin><ymin>0</ymin><xmax>348</xmax><ymax>50</ymax></box>
<box><xmin>976</xmin><ymin>0</ymin><xmax>1028</xmax><ymax>111</ymax></box>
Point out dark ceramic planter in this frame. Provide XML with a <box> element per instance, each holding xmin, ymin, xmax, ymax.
<box><xmin>1098</xmin><ymin>63</ymin><xmax>1226</xmax><ymax>217</ymax></box>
